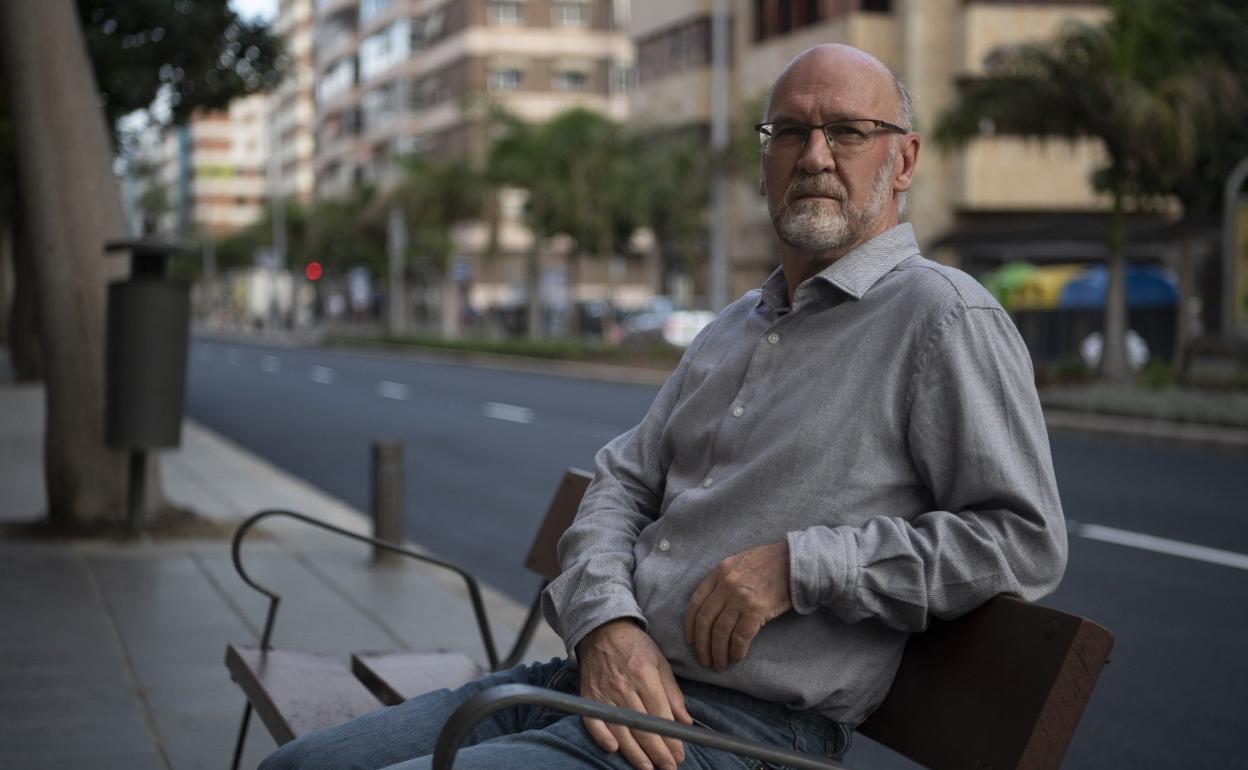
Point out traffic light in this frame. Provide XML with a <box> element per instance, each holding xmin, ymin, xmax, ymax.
<box><xmin>304</xmin><ymin>261</ymin><xmax>323</xmax><ymax>281</ymax></box>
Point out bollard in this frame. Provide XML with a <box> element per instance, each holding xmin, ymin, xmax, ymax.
<box><xmin>371</xmin><ymin>440</ymin><xmax>404</xmax><ymax>561</ymax></box>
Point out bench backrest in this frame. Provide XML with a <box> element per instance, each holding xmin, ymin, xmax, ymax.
<box><xmin>858</xmin><ymin>595</ymin><xmax>1113</xmax><ymax>770</ymax></box>
<box><xmin>524</xmin><ymin>468</ymin><xmax>593</xmax><ymax>581</ymax></box>
<box><xmin>530</xmin><ymin>468</ymin><xmax>1113</xmax><ymax>770</ymax></box>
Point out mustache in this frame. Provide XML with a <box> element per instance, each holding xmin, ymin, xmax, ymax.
<box><xmin>785</xmin><ymin>174</ymin><xmax>846</xmax><ymax>203</ymax></box>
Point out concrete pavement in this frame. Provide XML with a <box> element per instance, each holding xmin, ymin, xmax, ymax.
<box><xmin>0</xmin><ymin>356</ymin><xmax>564</xmax><ymax>770</ymax></box>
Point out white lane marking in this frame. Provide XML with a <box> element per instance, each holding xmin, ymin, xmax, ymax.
<box><xmin>483</xmin><ymin>402</ymin><xmax>535</xmax><ymax>424</ymax></box>
<box><xmin>310</xmin><ymin>366</ymin><xmax>335</xmax><ymax>385</ymax></box>
<box><xmin>1075</xmin><ymin>523</ymin><xmax>1248</xmax><ymax>571</ymax></box>
<box><xmin>378</xmin><ymin>381</ymin><xmax>410</xmax><ymax>400</ymax></box>
<box><xmin>195</xmin><ymin>348</ymin><xmax>212</xmax><ymax>362</ymax></box>
<box><xmin>225</xmin><ymin>349</ymin><xmax>241</xmax><ymax>365</ymax></box>
<box><xmin>261</xmin><ymin>355</ymin><xmax>280</xmax><ymax>373</ymax></box>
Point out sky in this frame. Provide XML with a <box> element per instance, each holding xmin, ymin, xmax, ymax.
<box><xmin>230</xmin><ymin>0</ymin><xmax>277</xmax><ymax>23</ymax></box>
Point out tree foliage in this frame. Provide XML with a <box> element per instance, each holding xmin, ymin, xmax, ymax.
<box><xmin>932</xmin><ymin>0</ymin><xmax>1242</xmax><ymax>380</ymax></box>
<box><xmin>387</xmin><ymin>156</ymin><xmax>490</xmax><ymax>273</ymax></box>
<box><xmin>77</xmin><ymin>0</ymin><xmax>284</xmax><ymax>134</ymax></box>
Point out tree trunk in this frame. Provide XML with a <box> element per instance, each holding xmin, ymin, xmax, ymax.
<box><xmin>6</xmin><ymin>202</ymin><xmax>44</xmax><ymax>381</ymax></box>
<box><xmin>0</xmin><ymin>215</ymin><xmax>10</xmax><ymax>346</ymax></box>
<box><xmin>1101</xmin><ymin>190</ymin><xmax>1130</xmax><ymax>383</ymax></box>
<box><xmin>0</xmin><ymin>0</ymin><xmax>157</xmax><ymax>526</ymax></box>
<box><xmin>525</xmin><ymin>242</ymin><xmax>542</xmax><ymax>340</ymax></box>
<box><xmin>600</xmin><ymin>228</ymin><xmax>617</xmax><ymax>343</ymax></box>
<box><xmin>386</xmin><ymin>203</ymin><xmax>410</xmax><ymax>337</ymax></box>
<box><xmin>439</xmin><ymin>268</ymin><xmax>460</xmax><ymax>339</ymax></box>
<box><xmin>566</xmin><ymin>252</ymin><xmax>582</xmax><ymax>338</ymax></box>
<box><xmin>1173</xmin><ymin>216</ymin><xmax>1195</xmax><ymax>382</ymax></box>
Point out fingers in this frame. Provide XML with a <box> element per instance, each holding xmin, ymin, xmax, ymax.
<box><xmin>610</xmin><ymin>719</ymin><xmax>658</xmax><ymax>770</ymax></box>
<box><xmin>689</xmin><ymin>590</ymin><xmax>727</xmax><ymax>668</ymax></box>
<box><xmin>729</xmin><ymin>616</ymin><xmax>762</xmax><ymax>664</ymax></box>
<box><xmin>636</xmin><ymin>669</ymin><xmax>685</xmax><ymax>766</ymax></box>
<box><xmin>660</xmin><ymin>663</ymin><xmax>693</xmax><ymax>726</ymax></box>
<box><xmin>684</xmin><ymin>576</ymin><xmax>712</xmax><ymax>646</ymax></box>
<box><xmin>708</xmin><ymin>609</ymin><xmax>741</xmax><ymax>671</ymax></box>
<box><xmin>583</xmin><ymin>716</ymin><xmax>618</xmax><ymax>754</ymax></box>
<box><xmin>619</xmin><ymin>687</ymin><xmax>679</xmax><ymax>770</ymax></box>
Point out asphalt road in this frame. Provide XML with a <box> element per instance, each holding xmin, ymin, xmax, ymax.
<box><xmin>186</xmin><ymin>336</ymin><xmax>1248</xmax><ymax>769</ymax></box>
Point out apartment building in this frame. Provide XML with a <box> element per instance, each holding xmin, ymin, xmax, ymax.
<box><xmin>311</xmin><ymin>0</ymin><xmax>646</xmax><ymax>316</ymax></box>
<box><xmin>312</xmin><ymin>0</ymin><xmax>634</xmax><ymax>193</ymax></box>
<box><xmin>271</xmin><ymin>0</ymin><xmax>318</xmax><ymax>202</ymax></box>
<box><xmin>630</xmin><ymin>0</ymin><xmax>1110</xmax><ymax>298</ymax></box>
<box><xmin>157</xmin><ymin>94</ymin><xmax>272</xmax><ymax>237</ymax></box>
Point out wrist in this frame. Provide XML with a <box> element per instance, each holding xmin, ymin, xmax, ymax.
<box><xmin>578</xmin><ymin>617</ymin><xmax>643</xmax><ymax>657</ymax></box>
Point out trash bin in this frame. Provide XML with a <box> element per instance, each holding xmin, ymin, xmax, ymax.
<box><xmin>104</xmin><ymin>237</ymin><xmax>191</xmax><ymax>529</ymax></box>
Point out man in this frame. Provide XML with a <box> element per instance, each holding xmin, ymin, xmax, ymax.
<box><xmin>262</xmin><ymin>43</ymin><xmax>1066</xmax><ymax>770</ymax></box>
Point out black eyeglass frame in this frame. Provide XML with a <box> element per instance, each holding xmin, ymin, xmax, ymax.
<box><xmin>754</xmin><ymin>118</ymin><xmax>911</xmax><ymax>154</ymax></box>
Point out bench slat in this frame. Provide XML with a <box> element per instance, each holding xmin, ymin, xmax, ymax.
<box><xmin>351</xmin><ymin>651</ymin><xmax>485</xmax><ymax>706</ymax></box>
<box><xmin>226</xmin><ymin>644</ymin><xmax>384</xmax><ymax>745</ymax></box>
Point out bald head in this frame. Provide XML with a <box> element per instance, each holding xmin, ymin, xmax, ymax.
<box><xmin>765</xmin><ymin>44</ymin><xmax>912</xmax><ymax>131</ymax></box>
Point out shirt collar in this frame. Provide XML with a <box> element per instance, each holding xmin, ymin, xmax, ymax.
<box><xmin>755</xmin><ymin>223</ymin><xmax>921</xmax><ymax>311</ymax></box>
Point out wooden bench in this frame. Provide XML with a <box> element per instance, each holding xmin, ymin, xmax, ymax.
<box><xmin>226</xmin><ymin>468</ymin><xmax>1113</xmax><ymax>770</ymax></box>
<box><xmin>224</xmin><ymin>468</ymin><xmax>592</xmax><ymax>768</ymax></box>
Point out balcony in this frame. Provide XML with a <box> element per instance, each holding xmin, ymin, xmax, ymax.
<box><xmin>315</xmin><ymin>0</ymin><xmax>359</xmax><ymax>22</ymax></box>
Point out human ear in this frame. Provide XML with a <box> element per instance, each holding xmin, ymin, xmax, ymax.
<box><xmin>893</xmin><ymin>133</ymin><xmax>921</xmax><ymax>193</ymax></box>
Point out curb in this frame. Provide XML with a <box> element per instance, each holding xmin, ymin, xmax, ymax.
<box><xmin>1043</xmin><ymin>409</ymin><xmax>1248</xmax><ymax>452</ymax></box>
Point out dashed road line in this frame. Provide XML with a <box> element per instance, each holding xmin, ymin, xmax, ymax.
<box><xmin>1074</xmin><ymin>522</ymin><xmax>1248</xmax><ymax>571</ymax></box>
<box><xmin>483</xmin><ymin>402</ymin><xmax>535</xmax><ymax>424</ymax></box>
<box><xmin>310</xmin><ymin>366</ymin><xmax>335</xmax><ymax>385</ymax></box>
<box><xmin>225</xmin><ymin>349</ymin><xmax>241</xmax><ymax>366</ymax></box>
<box><xmin>261</xmin><ymin>355</ymin><xmax>280</xmax><ymax>373</ymax></box>
<box><xmin>378</xmin><ymin>381</ymin><xmax>410</xmax><ymax>400</ymax></box>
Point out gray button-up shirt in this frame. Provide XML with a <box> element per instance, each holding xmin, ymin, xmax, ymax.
<box><xmin>542</xmin><ymin>224</ymin><xmax>1067</xmax><ymax>726</ymax></box>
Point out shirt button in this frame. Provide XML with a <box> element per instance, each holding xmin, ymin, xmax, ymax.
<box><xmin>702</xmin><ymin>477</ymin><xmax>713</xmax><ymax>488</ymax></box>
<box><xmin>732</xmin><ymin>406</ymin><xmax>744</xmax><ymax>417</ymax></box>
<box><xmin>658</xmin><ymin>539</ymin><xmax>671</xmax><ymax>552</ymax></box>
<box><xmin>767</xmin><ymin>333</ymin><xmax>780</xmax><ymax>344</ymax></box>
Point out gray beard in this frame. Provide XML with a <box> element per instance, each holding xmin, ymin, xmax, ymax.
<box><xmin>771</xmin><ymin>160</ymin><xmax>895</xmax><ymax>254</ymax></box>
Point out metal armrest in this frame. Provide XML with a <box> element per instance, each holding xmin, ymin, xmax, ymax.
<box><xmin>231</xmin><ymin>509</ymin><xmax>501</xmax><ymax>669</ymax></box>
<box><xmin>432</xmin><ymin>684</ymin><xmax>847</xmax><ymax>770</ymax></box>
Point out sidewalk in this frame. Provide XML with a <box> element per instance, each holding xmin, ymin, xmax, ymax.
<box><xmin>0</xmin><ymin>368</ymin><xmax>564</xmax><ymax>770</ymax></box>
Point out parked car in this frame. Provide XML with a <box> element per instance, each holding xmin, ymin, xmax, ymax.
<box><xmin>620</xmin><ymin>306</ymin><xmax>716</xmax><ymax>348</ymax></box>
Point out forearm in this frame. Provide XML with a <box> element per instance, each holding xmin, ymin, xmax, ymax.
<box><xmin>788</xmin><ymin>499</ymin><xmax>1066</xmax><ymax>631</ymax></box>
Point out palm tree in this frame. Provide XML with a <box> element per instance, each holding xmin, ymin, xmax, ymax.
<box><xmin>383</xmin><ymin>155</ymin><xmax>489</xmax><ymax>338</ymax></box>
<box><xmin>486</xmin><ymin>112</ymin><xmax>554</xmax><ymax>338</ymax></box>
<box><xmin>934</xmin><ymin>0</ymin><xmax>1233</xmax><ymax>382</ymax></box>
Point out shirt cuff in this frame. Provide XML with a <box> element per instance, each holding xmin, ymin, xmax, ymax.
<box><xmin>787</xmin><ymin>526</ymin><xmax>860</xmax><ymax>617</ymax></box>
<box><xmin>549</xmin><ymin>587</ymin><xmax>649</xmax><ymax>659</ymax></box>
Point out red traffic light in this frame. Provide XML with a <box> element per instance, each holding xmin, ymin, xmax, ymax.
<box><xmin>304</xmin><ymin>261</ymin><xmax>323</xmax><ymax>281</ymax></box>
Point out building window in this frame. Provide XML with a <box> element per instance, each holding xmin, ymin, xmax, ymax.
<box><xmin>421</xmin><ymin>9</ymin><xmax>447</xmax><ymax>44</ymax></box>
<box><xmin>553</xmin><ymin>70</ymin><xmax>589</xmax><ymax>92</ymax></box>
<box><xmin>637</xmin><ymin>18</ymin><xmax>713</xmax><ymax>85</ymax></box>
<box><xmin>360</xmin><ymin>0</ymin><xmax>393</xmax><ymax>24</ymax></box>
<box><xmin>610</xmin><ymin>63</ymin><xmax>636</xmax><ymax>93</ymax></box>
<box><xmin>488</xmin><ymin>68</ymin><xmax>525</xmax><ymax>91</ymax></box>
<box><xmin>553</xmin><ymin>0</ymin><xmax>589</xmax><ymax>28</ymax></box>
<box><xmin>489</xmin><ymin>1</ymin><xmax>525</xmax><ymax>25</ymax></box>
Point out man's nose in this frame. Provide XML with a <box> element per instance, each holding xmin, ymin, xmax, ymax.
<box><xmin>795</xmin><ymin>128</ymin><xmax>838</xmax><ymax>175</ymax></box>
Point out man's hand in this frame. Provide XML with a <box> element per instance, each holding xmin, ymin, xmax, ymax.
<box><xmin>684</xmin><ymin>541</ymin><xmax>793</xmax><ymax>671</ymax></box>
<box><xmin>577</xmin><ymin>619</ymin><xmax>693</xmax><ymax>770</ymax></box>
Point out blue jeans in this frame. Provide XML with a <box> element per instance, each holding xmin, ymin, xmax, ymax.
<box><xmin>259</xmin><ymin>658</ymin><xmax>851</xmax><ymax>770</ymax></box>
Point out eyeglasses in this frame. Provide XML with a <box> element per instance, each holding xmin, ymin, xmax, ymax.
<box><xmin>754</xmin><ymin>119</ymin><xmax>910</xmax><ymax>157</ymax></box>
